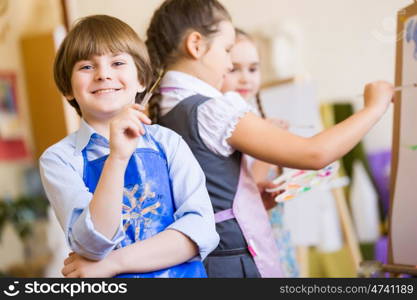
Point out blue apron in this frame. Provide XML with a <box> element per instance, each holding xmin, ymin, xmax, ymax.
<box><xmin>82</xmin><ymin>131</ymin><xmax>207</xmax><ymax>278</ymax></box>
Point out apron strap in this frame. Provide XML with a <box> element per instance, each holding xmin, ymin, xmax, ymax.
<box><xmin>214</xmin><ymin>208</ymin><xmax>235</xmax><ymax>223</ymax></box>
<box><xmin>143</xmin><ymin>126</ymin><xmax>168</xmax><ymax>162</ymax></box>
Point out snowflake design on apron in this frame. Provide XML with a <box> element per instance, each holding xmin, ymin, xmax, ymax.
<box><xmin>122</xmin><ymin>183</ymin><xmax>161</xmax><ymax>241</ymax></box>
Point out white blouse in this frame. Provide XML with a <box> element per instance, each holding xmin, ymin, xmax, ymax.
<box><xmin>159</xmin><ymin>71</ymin><xmax>254</xmax><ymax>157</ymax></box>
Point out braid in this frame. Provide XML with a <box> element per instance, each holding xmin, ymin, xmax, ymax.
<box><xmin>145</xmin><ymin>27</ymin><xmax>167</xmax><ymax>124</ymax></box>
<box><xmin>144</xmin><ymin>0</ymin><xmax>231</xmax><ymax>123</ymax></box>
<box><xmin>145</xmin><ymin>5</ymin><xmax>176</xmax><ymax>124</ymax></box>
<box><xmin>255</xmin><ymin>92</ymin><xmax>266</xmax><ymax>119</ymax></box>
<box><xmin>148</xmin><ymin>94</ymin><xmax>162</xmax><ymax>124</ymax></box>
<box><xmin>146</xmin><ymin>28</ymin><xmax>166</xmax><ymax>79</ymax></box>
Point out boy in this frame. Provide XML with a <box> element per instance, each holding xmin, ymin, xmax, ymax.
<box><xmin>40</xmin><ymin>15</ymin><xmax>219</xmax><ymax>278</ymax></box>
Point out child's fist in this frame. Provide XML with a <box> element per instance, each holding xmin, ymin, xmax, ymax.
<box><xmin>363</xmin><ymin>81</ymin><xmax>395</xmax><ymax>114</ymax></box>
<box><xmin>109</xmin><ymin>104</ymin><xmax>152</xmax><ymax>161</ymax></box>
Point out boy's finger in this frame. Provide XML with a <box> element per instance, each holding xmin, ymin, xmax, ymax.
<box><xmin>130</xmin><ymin>108</ymin><xmax>152</xmax><ymax>124</ymax></box>
<box><xmin>125</xmin><ymin>126</ymin><xmax>142</xmax><ymax>138</ymax></box>
<box><xmin>132</xmin><ymin>103</ymin><xmax>146</xmax><ymax>111</ymax></box>
<box><xmin>65</xmin><ymin>271</ymin><xmax>79</xmax><ymax>278</ymax></box>
<box><xmin>138</xmin><ymin>112</ymin><xmax>152</xmax><ymax>124</ymax></box>
<box><xmin>138</xmin><ymin>123</ymin><xmax>145</xmax><ymax>135</ymax></box>
<box><xmin>127</xmin><ymin>115</ymin><xmax>144</xmax><ymax>134</ymax></box>
<box><xmin>64</xmin><ymin>255</ymin><xmax>74</xmax><ymax>265</ymax></box>
<box><xmin>127</xmin><ymin>119</ymin><xmax>145</xmax><ymax>136</ymax></box>
<box><xmin>121</xmin><ymin>117</ymin><xmax>143</xmax><ymax>137</ymax></box>
<box><xmin>130</xmin><ymin>117</ymin><xmax>146</xmax><ymax>135</ymax></box>
<box><xmin>61</xmin><ymin>263</ymin><xmax>76</xmax><ymax>276</ymax></box>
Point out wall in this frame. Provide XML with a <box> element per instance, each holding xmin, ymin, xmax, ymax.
<box><xmin>0</xmin><ymin>0</ymin><xmax>63</xmax><ymax>271</ymax></box>
<box><xmin>69</xmin><ymin>0</ymin><xmax>409</xmax><ymax>99</ymax></box>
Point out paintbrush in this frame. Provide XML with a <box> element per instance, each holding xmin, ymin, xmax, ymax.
<box><xmin>394</xmin><ymin>83</ymin><xmax>417</xmax><ymax>92</ymax></box>
<box><xmin>355</xmin><ymin>83</ymin><xmax>417</xmax><ymax>98</ymax></box>
<box><xmin>141</xmin><ymin>73</ymin><xmax>163</xmax><ymax>107</ymax></box>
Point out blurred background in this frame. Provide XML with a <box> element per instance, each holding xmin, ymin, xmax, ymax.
<box><xmin>0</xmin><ymin>0</ymin><xmax>411</xmax><ymax>277</ymax></box>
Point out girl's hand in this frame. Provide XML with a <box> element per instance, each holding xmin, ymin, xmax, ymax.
<box><xmin>109</xmin><ymin>104</ymin><xmax>151</xmax><ymax>161</ymax></box>
<box><xmin>61</xmin><ymin>252</ymin><xmax>119</xmax><ymax>278</ymax></box>
<box><xmin>257</xmin><ymin>180</ymin><xmax>285</xmax><ymax>210</ymax></box>
<box><xmin>363</xmin><ymin>81</ymin><xmax>395</xmax><ymax>115</ymax></box>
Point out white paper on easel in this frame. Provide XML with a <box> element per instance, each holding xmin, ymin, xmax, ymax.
<box><xmin>391</xmin><ymin>16</ymin><xmax>417</xmax><ymax>265</ymax></box>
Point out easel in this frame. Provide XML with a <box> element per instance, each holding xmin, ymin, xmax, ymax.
<box><xmin>384</xmin><ymin>1</ymin><xmax>417</xmax><ymax>277</ymax></box>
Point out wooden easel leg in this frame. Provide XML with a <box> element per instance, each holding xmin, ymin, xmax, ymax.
<box><xmin>332</xmin><ymin>187</ymin><xmax>363</xmax><ymax>273</ymax></box>
<box><xmin>296</xmin><ymin>246</ymin><xmax>309</xmax><ymax>277</ymax></box>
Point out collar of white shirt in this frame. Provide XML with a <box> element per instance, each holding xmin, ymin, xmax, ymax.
<box><xmin>160</xmin><ymin>70</ymin><xmax>223</xmax><ymax>99</ymax></box>
<box><xmin>74</xmin><ymin>119</ymin><xmax>96</xmax><ymax>154</ymax></box>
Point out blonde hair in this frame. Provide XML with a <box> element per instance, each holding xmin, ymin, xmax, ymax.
<box><xmin>54</xmin><ymin>15</ymin><xmax>153</xmax><ymax>116</ymax></box>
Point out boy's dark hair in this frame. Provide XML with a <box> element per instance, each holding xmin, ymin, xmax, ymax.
<box><xmin>54</xmin><ymin>15</ymin><xmax>153</xmax><ymax>116</ymax></box>
<box><xmin>145</xmin><ymin>0</ymin><xmax>232</xmax><ymax>123</ymax></box>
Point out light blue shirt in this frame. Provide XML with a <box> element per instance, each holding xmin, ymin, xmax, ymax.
<box><xmin>39</xmin><ymin>119</ymin><xmax>219</xmax><ymax>261</ymax></box>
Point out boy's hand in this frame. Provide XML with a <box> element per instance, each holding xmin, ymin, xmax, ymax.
<box><xmin>364</xmin><ymin>81</ymin><xmax>395</xmax><ymax>115</ymax></box>
<box><xmin>109</xmin><ymin>104</ymin><xmax>151</xmax><ymax>161</ymax></box>
<box><xmin>62</xmin><ymin>252</ymin><xmax>119</xmax><ymax>278</ymax></box>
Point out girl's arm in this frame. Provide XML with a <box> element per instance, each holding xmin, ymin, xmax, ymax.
<box><xmin>250</xmin><ymin>118</ymin><xmax>287</xmax><ymax>182</ymax></box>
<box><xmin>228</xmin><ymin>81</ymin><xmax>394</xmax><ymax>170</ymax></box>
<box><xmin>62</xmin><ymin>229</ymin><xmax>197</xmax><ymax>277</ymax></box>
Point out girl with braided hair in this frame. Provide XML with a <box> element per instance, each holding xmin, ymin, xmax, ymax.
<box><xmin>145</xmin><ymin>0</ymin><xmax>394</xmax><ymax>278</ymax></box>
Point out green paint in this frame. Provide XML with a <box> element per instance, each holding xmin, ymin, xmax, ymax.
<box><xmin>302</xmin><ymin>187</ymin><xmax>311</xmax><ymax>192</ymax></box>
<box><xmin>409</xmin><ymin>145</ymin><xmax>417</xmax><ymax>151</ymax></box>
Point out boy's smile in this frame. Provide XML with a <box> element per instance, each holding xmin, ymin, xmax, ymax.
<box><xmin>91</xmin><ymin>88</ymin><xmax>122</xmax><ymax>95</ymax></box>
<box><xmin>69</xmin><ymin>52</ymin><xmax>144</xmax><ymax>121</ymax></box>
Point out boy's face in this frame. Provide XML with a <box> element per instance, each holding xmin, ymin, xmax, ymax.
<box><xmin>221</xmin><ymin>38</ymin><xmax>261</xmax><ymax>101</ymax></box>
<box><xmin>68</xmin><ymin>52</ymin><xmax>144</xmax><ymax>121</ymax></box>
